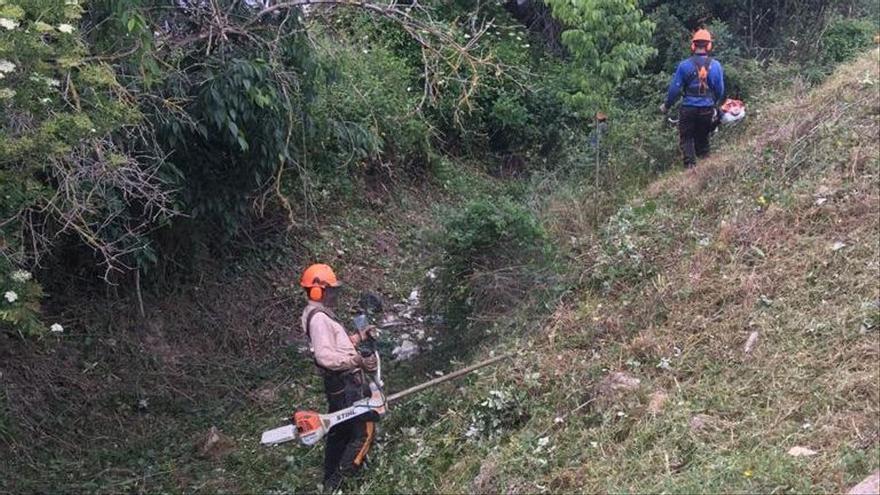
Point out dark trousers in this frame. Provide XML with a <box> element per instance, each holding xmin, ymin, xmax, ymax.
<box><xmin>322</xmin><ymin>373</ymin><xmax>376</xmax><ymax>492</ymax></box>
<box><xmin>679</xmin><ymin>106</ymin><xmax>716</xmax><ymax>168</ymax></box>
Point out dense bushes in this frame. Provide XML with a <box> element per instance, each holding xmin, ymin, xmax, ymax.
<box><xmin>820</xmin><ymin>17</ymin><xmax>877</xmax><ymax>64</ymax></box>
<box><xmin>1</xmin><ymin>0</ymin><xmax>172</xmax><ymax>332</ymax></box>
<box><xmin>2</xmin><ymin>0</ymin><xmax>876</xmax><ymax>337</ymax></box>
<box><xmin>428</xmin><ymin>196</ymin><xmax>550</xmax><ymax>329</ymax></box>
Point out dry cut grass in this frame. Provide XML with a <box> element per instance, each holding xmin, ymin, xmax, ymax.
<box><xmin>450</xmin><ymin>49</ymin><xmax>880</xmax><ymax>494</ymax></box>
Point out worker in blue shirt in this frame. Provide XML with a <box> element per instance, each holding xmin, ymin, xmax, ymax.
<box><xmin>660</xmin><ymin>29</ymin><xmax>725</xmax><ymax>168</ymax></box>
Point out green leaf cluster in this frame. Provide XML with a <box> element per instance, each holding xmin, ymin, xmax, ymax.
<box><xmin>544</xmin><ymin>0</ymin><xmax>656</xmax><ymax>115</ymax></box>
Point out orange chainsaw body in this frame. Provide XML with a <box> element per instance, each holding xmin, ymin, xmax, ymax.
<box><xmin>294</xmin><ymin>411</ymin><xmax>324</xmax><ymax>435</ymax></box>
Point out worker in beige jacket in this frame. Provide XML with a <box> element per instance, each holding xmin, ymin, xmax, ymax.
<box><xmin>299</xmin><ymin>263</ymin><xmax>378</xmax><ymax>493</ymax></box>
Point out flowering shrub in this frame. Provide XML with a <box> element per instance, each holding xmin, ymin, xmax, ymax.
<box><xmin>1</xmin><ymin>0</ymin><xmax>170</xmax><ymax>335</ymax></box>
<box><xmin>0</xmin><ymin>267</ymin><xmax>44</xmax><ymax>336</ymax></box>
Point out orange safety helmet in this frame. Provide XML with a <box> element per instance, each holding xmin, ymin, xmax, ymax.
<box><xmin>691</xmin><ymin>29</ymin><xmax>713</xmax><ymax>53</ymax></box>
<box><xmin>300</xmin><ymin>263</ymin><xmax>342</xmax><ymax>301</ymax></box>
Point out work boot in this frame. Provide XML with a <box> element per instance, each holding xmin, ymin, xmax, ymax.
<box><xmin>322</xmin><ymin>472</ymin><xmax>343</xmax><ymax>494</ymax></box>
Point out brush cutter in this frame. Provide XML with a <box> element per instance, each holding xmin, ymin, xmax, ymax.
<box><xmin>260</xmin><ymin>352</ymin><xmax>512</xmax><ymax>447</ymax></box>
<box><xmin>719</xmin><ymin>98</ymin><xmax>746</xmax><ymax>125</ymax></box>
<box><xmin>261</xmin><ymin>379</ymin><xmax>387</xmax><ymax>446</ymax></box>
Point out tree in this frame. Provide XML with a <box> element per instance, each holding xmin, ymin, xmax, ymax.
<box><xmin>544</xmin><ymin>0</ymin><xmax>655</xmax><ymax>116</ymax></box>
<box><xmin>1</xmin><ymin>0</ymin><xmax>497</xmax><ymax>335</ymax></box>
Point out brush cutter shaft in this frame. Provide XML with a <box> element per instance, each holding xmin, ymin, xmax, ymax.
<box><xmin>386</xmin><ymin>353</ymin><xmax>513</xmax><ymax>402</ymax></box>
<box><xmin>260</xmin><ymin>353</ymin><xmax>513</xmax><ymax>447</ymax></box>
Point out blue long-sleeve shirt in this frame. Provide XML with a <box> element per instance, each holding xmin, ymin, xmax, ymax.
<box><xmin>665</xmin><ymin>55</ymin><xmax>725</xmax><ymax>108</ymax></box>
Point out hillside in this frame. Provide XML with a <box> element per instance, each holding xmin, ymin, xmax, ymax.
<box><xmin>358</xmin><ymin>49</ymin><xmax>880</xmax><ymax>493</ymax></box>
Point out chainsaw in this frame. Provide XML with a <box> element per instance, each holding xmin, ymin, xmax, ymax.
<box><xmin>260</xmin><ymin>351</ymin><xmax>511</xmax><ymax>447</ymax></box>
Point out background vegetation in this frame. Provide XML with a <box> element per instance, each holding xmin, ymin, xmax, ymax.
<box><xmin>1</xmin><ymin>0</ymin><xmax>877</xmax><ymax>492</ymax></box>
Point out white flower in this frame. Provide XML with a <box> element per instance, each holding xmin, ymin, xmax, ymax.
<box><xmin>4</xmin><ymin>291</ymin><xmax>18</xmax><ymax>303</ymax></box>
<box><xmin>0</xmin><ymin>18</ymin><xmax>20</xmax><ymax>30</ymax></box>
<box><xmin>537</xmin><ymin>437</ymin><xmax>550</xmax><ymax>447</ymax></box>
<box><xmin>50</xmin><ymin>323</ymin><xmax>64</xmax><ymax>333</ymax></box>
<box><xmin>46</xmin><ymin>78</ymin><xmax>61</xmax><ymax>88</ymax></box>
<box><xmin>57</xmin><ymin>23</ymin><xmax>76</xmax><ymax>34</ymax></box>
<box><xmin>554</xmin><ymin>416</ymin><xmax>564</xmax><ymax>424</ymax></box>
<box><xmin>10</xmin><ymin>270</ymin><xmax>32</xmax><ymax>283</ymax></box>
<box><xmin>0</xmin><ymin>88</ymin><xmax>15</xmax><ymax>99</ymax></box>
<box><xmin>0</xmin><ymin>60</ymin><xmax>15</xmax><ymax>73</ymax></box>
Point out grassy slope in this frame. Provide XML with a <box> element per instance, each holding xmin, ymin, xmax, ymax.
<box><xmin>361</xmin><ymin>49</ymin><xmax>879</xmax><ymax>494</ymax></box>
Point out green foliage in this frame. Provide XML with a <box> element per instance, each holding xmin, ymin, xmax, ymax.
<box><xmin>469</xmin><ymin>386</ymin><xmax>529</xmax><ymax>438</ymax></box>
<box><xmin>590</xmin><ymin>202</ymin><xmax>661</xmax><ymax>292</ymax></box>
<box><xmin>308</xmin><ymin>37</ymin><xmax>429</xmax><ymax>184</ymax></box>
<box><xmin>820</xmin><ymin>17</ymin><xmax>876</xmax><ymax>64</ymax></box>
<box><xmin>544</xmin><ymin>0</ymin><xmax>656</xmax><ymax>116</ymax></box>
<box><xmin>0</xmin><ymin>267</ymin><xmax>43</xmax><ymax>335</ymax></box>
<box><xmin>646</xmin><ymin>4</ymin><xmax>689</xmax><ymax>73</ymax></box>
<box><xmin>162</xmin><ymin>55</ymin><xmax>303</xmax><ymax>233</ymax></box>
<box><xmin>429</xmin><ymin>196</ymin><xmax>548</xmax><ymax>328</ymax></box>
<box><xmin>0</xmin><ymin>0</ymin><xmax>163</xmax><ymax>334</ymax></box>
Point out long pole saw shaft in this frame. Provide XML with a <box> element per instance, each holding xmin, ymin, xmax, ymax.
<box><xmin>386</xmin><ymin>352</ymin><xmax>513</xmax><ymax>403</ymax></box>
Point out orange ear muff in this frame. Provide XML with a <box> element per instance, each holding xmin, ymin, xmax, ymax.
<box><xmin>309</xmin><ymin>286</ymin><xmax>323</xmax><ymax>301</ymax></box>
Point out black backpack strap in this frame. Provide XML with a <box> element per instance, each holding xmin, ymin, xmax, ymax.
<box><xmin>304</xmin><ymin>307</ymin><xmax>324</xmax><ymax>343</ymax></box>
<box><xmin>684</xmin><ymin>56</ymin><xmax>715</xmax><ymax>97</ymax></box>
<box><xmin>304</xmin><ymin>307</ymin><xmax>338</xmax><ymax>373</ymax></box>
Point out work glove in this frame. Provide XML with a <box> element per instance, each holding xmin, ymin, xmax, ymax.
<box><xmin>347</xmin><ymin>325</ymin><xmax>379</xmax><ymax>346</ymax></box>
<box><xmin>659</xmin><ymin>103</ymin><xmax>668</xmax><ymax>114</ymax></box>
<box><xmin>357</xmin><ymin>353</ymin><xmax>378</xmax><ymax>372</ymax></box>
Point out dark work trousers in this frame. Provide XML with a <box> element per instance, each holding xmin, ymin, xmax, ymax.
<box><xmin>322</xmin><ymin>372</ymin><xmax>376</xmax><ymax>492</ymax></box>
<box><xmin>679</xmin><ymin>106</ymin><xmax>716</xmax><ymax>168</ymax></box>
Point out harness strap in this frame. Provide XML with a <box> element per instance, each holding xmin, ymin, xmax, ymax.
<box><xmin>305</xmin><ymin>307</ymin><xmax>341</xmax><ymax>374</ymax></box>
<box><xmin>684</xmin><ymin>56</ymin><xmax>715</xmax><ymax>98</ymax></box>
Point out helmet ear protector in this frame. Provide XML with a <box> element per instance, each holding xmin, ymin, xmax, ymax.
<box><xmin>309</xmin><ymin>286</ymin><xmax>323</xmax><ymax>301</ymax></box>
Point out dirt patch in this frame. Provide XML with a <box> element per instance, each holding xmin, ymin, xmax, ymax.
<box><xmin>647</xmin><ymin>390</ymin><xmax>668</xmax><ymax>415</ymax></box>
<box><xmin>196</xmin><ymin>426</ymin><xmax>235</xmax><ymax>460</ymax></box>
<box><xmin>471</xmin><ymin>459</ymin><xmax>500</xmax><ymax>494</ymax></box>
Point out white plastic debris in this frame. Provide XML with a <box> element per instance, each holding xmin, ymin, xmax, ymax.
<box><xmin>392</xmin><ymin>339</ymin><xmax>419</xmax><ymax>361</ymax></box>
<box><xmin>787</xmin><ymin>446</ymin><xmax>818</xmax><ymax>457</ymax></box>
